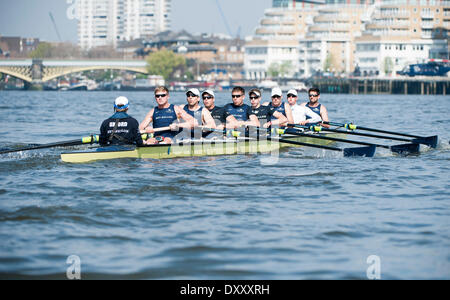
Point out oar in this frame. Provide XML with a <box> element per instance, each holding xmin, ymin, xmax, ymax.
<box><xmin>268</xmin><ymin>136</ymin><xmax>376</xmax><ymax>157</ymax></box>
<box><xmin>1</xmin><ymin>127</ymin><xmax>177</xmax><ymax>154</ymax></box>
<box><xmin>280</xmin><ymin>128</ymin><xmax>419</xmax><ymax>155</ymax></box>
<box><xmin>290</xmin><ymin>124</ymin><xmax>437</xmax><ymax>148</ymax></box>
<box><xmin>231</xmin><ymin>128</ymin><xmax>376</xmax><ymax>157</ymax></box>
<box><xmin>323</xmin><ymin>121</ymin><xmax>438</xmax><ymax>148</ymax></box>
<box><xmin>0</xmin><ymin>135</ymin><xmax>99</xmax><ymax>155</ymax></box>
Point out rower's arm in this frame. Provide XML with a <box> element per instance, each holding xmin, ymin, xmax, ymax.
<box><xmin>225</xmin><ymin>115</ymin><xmax>239</xmax><ymax>129</ymax></box>
<box><xmin>284</xmin><ymin>103</ymin><xmax>294</xmax><ymax>125</ymax></box>
<box><xmin>246</xmin><ymin>114</ymin><xmax>260</xmax><ymax>128</ymax></box>
<box><xmin>270</xmin><ymin>111</ymin><xmax>288</xmax><ymax>127</ymax></box>
<box><xmin>139</xmin><ymin>108</ymin><xmax>154</xmax><ymax>131</ymax></box>
<box><xmin>319</xmin><ymin>106</ymin><xmax>330</xmax><ymax>128</ymax></box>
<box><xmin>202</xmin><ymin>108</ymin><xmax>216</xmax><ymax>129</ymax></box>
<box><xmin>175</xmin><ymin>106</ymin><xmax>197</xmax><ymax>128</ymax></box>
<box><xmin>304</xmin><ymin>106</ymin><xmax>322</xmax><ymax>124</ymax></box>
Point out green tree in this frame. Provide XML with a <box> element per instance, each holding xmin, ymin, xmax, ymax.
<box><xmin>29</xmin><ymin>42</ymin><xmax>53</xmax><ymax>59</ymax></box>
<box><xmin>267</xmin><ymin>62</ymin><xmax>280</xmax><ymax>78</ymax></box>
<box><xmin>279</xmin><ymin>61</ymin><xmax>292</xmax><ymax>77</ymax></box>
<box><xmin>383</xmin><ymin>57</ymin><xmax>394</xmax><ymax>76</ymax></box>
<box><xmin>323</xmin><ymin>53</ymin><xmax>333</xmax><ymax>72</ymax></box>
<box><xmin>146</xmin><ymin>50</ymin><xmax>186</xmax><ymax>81</ymax></box>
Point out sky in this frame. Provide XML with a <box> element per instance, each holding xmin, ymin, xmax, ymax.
<box><xmin>0</xmin><ymin>0</ymin><xmax>272</xmax><ymax>43</ymax></box>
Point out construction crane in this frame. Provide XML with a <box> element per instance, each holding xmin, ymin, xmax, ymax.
<box><xmin>49</xmin><ymin>12</ymin><xmax>63</xmax><ymax>42</ymax></box>
<box><xmin>214</xmin><ymin>0</ymin><xmax>234</xmax><ymax>37</ymax></box>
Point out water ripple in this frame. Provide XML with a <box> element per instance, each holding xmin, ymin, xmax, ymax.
<box><xmin>0</xmin><ymin>92</ymin><xmax>449</xmax><ymax>279</ymax></box>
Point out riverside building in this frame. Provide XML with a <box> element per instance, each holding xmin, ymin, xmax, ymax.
<box><xmin>76</xmin><ymin>0</ymin><xmax>171</xmax><ymax>50</ymax></box>
<box><xmin>354</xmin><ymin>1</ymin><xmax>449</xmax><ymax>76</ymax></box>
<box><xmin>244</xmin><ymin>0</ymin><xmax>449</xmax><ymax>79</ymax></box>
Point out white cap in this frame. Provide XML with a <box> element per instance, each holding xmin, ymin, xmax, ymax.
<box><xmin>271</xmin><ymin>87</ymin><xmax>282</xmax><ymax>97</ymax></box>
<box><xmin>249</xmin><ymin>89</ymin><xmax>261</xmax><ymax>97</ymax></box>
<box><xmin>114</xmin><ymin>96</ymin><xmax>129</xmax><ymax>108</ymax></box>
<box><xmin>186</xmin><ymin>88</ymin><xmax>200</xmax><ymax>97</ymax></box>
<box><xmin>202</xmin><ymin>89</ymin><xmax>215</xmax><ymax>98</ymax></box>
<box><xmin>287</xmin><ymin>89</ymin><xmax>298</xmax><ymax>97</ymax></box>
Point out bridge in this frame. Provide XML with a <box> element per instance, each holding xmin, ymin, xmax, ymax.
<box><xmin>0</xmin><ymin>59</ymin><xmax>148</xmax><ymax>84</ymax></box>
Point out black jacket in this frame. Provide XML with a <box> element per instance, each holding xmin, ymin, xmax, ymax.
<box><xmin>99</xmin><ymin>112</ymin><xmax>143</xmax><ymax>146</ymax></box>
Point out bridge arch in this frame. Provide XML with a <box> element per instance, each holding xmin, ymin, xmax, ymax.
<box><xmin>0</xmin><ymin>66</ymin><xmax>32</xmax><ymax>82</ymax></box>
<box><xmin>42</xmin><ymin>65</ymin><xmax>148</xmax><ymax>82</ymax></box>
<box><xmin>0</xmin><ymin>60</ymin><xmax>149</xmax><ymax>83</ymax></box>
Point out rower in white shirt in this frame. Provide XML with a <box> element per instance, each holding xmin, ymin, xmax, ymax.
<box><xmin>286</xmin><ymin>89</ymin><xmax>322</xmax><ymax>125</ymax></box>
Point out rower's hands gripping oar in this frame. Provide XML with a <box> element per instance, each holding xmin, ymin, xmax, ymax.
<box><xmin>290</xmin><ymin>124</ymin><xmax>437</xmax><ymax>148</ymax></box>
<box><xmin>323</xmin><ymin>121</ymin><xmax>438</xmax><ymax>148</ymax></box>
<box><xmin>280</xmin><ymin>127</ymin><xmax>419</xmax><ymax>155</ymax></box>
<box><xmin>0</xmin><ymin>135</ymin><xmax>100</xmax><ymax>155</ymax></box>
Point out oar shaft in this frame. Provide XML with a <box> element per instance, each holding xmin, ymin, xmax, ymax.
<box><xmin>324</xmin><ymin>121</ymin><xmax>422</xmax><ymax>138</ymax></box>
<box><xmin>267</xmin><ymin>137</ymin><xmax>343</xmax><ymax>152</ymax></box>
<box><xmin>283</xmin><ymin>129</ymin><xmax>390</xmax><ymax>149</ymax></box>
<box><xmin>0</xmin><ymin>139</ymin><xmax>82</xmax><ymax>154</ymax></box>
<box><xmin>291</xmin><ymin>124</ymin><xmax>414</xmax><ymax>142</ymax></box>
<box><xmin>0</xmin><ymin>135</ymin><xmax>99</xmax><ymax>155</ymax></box>
<box><xmin>270</xmin><ymin>136</ymin><xmax>376</xmax><ymax>157</ymax></box>
<box><xmin>352</xmin><ymin>126</ymin><xmax>421</xmax><ymax>139</ymax></box>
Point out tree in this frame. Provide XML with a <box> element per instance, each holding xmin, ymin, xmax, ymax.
<box><xmin>267</xmin><ymin>62</ymin><xmax>280</xmax><ymax>78</ymax></box>
<box><xmin>279</xmin><ymin>61</ymin><xmax>293</xmax><ymax>78</ymax></box>
<box><xmin>383</xmin><ymin>57</ymin><xmax>394</xmax><ymax>76</ymax></box>
<box><xmin>29</xmin><ymin>42</ymin><xmax>81</xmax><ymax>59</ymax></box>
<box><xmin>146</xmin><ymin>50</ymin><xmax>186</xmax><ymax>81</ymax></box>
<box><xmin>323</xmin><ymin>53</ymin><xmax>333</xmax><ymax>73</ymax></box>
<box><xmin>84</xmin><ymin>45</ymin><xmax>121</xmax><ymax>59</ymax></box>
<box><xmin>29</xmin><ymin>42</ymin><xmax>53</xmax><ymax>59</ymax></box>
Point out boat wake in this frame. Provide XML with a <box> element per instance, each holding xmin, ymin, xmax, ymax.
<box><xmin>437</xmin><ymin>139</ymin><xmax>450</xmax><ymax>150</ymax></box>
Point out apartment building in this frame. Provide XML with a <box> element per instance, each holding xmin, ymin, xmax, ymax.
<box><xmin>0</xmin><ymin>36</ymin><xmax>40</xmax><ymax>57</ymax></box>
<box><xmin>299</xmin><ymin>5</ymin><xmax>367</xmax><ymax>77</ymax></box>
<box><xmin>355</xmin><ymin>1</ymin><xmax>449</xmax><ymax>76</ymax></box>
<box><xmin>244</xmin><ymin>5</ymin><xmax>318</xmax><ymax>80</ymax></box>
<box><xmin>77</xmin><ymin>0</ymin><xmax>171</xmax><ymax>50</ymax></box>
<box><xmin>244</xmin><ymin>0</ymin><xmax>369</xmax><ymax>79</ymax></box>
<box><xmin>244</xmin><ymin>0</ymin><xmax>449</xmax><ymax>79</ymax></box>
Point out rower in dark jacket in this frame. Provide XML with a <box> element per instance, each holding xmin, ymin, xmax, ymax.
<box><xmin>99</xmin><ymin>96</ymin><xmax>143</xmax><ymax>146</ymax></box>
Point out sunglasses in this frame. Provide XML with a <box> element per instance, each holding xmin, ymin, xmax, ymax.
<box><xmin>271</xmin><ymin>95</ymin><xmax>281</xmax><ymax>99</ymax></box>
<box><xmin>232</xmin><ymin>94</ymin><xmax>243</xmax><ymax>99</ymax></box>
<box><xmin>249</xmin><ymin>96</ymin><xmax>260</xmax><ymax>100</ymax></box>
<box><xmin>202</xmin><ymin>96</ymin><xmax>213</xmax><ymax>100</ymax></box>
<box><xmin>187</xmin><ymin>93</ymin><xmax>198</xmax><ymax>97</ymax></box>
<box><xmin>287</xmin><ymin>94</ymin><xmax>297</xmax><ymax>98</ymax></box>
<box><xmin>309</xmin><ymin>94</ymin><xmax>319</xmax><ymax>98</ymax></box>
<box><xmin>155</xmin><ymin>94</ymin><xmax>167</xmax><ymax>98</ymax></box>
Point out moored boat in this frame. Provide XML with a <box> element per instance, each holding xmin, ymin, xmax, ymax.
<box><xmin>60</xmin><ymin>132</ymin><xmax>346</xmax><ymax>163</ymax></box>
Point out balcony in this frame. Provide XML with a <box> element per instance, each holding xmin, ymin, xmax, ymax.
<box><xmin>374</xmin><ymin>11</ymin><xmax>410</xmax><ymax>18</ymax></box>
<box><xmin>261</xmin><ymin>19</ymin><xmax>279</xmax><ymax>25</ymax></box>
<box><xmin>421</xmin><ymin>22</ymin><xmax>434</xmax><ymax>29</ymax></box>
<box><xmin>420</xmin><ymin>12</ymin><xmax>434</xmax><ymax>19</ymax></box>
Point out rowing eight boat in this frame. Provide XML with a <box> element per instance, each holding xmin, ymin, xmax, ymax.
<box><xmin>60</xmin><ymin>132</ymin><xmax>346</xmax><ymax>163</ymax></box>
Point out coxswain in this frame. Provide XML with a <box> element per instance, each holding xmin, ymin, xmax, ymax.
<box><xmin>286</xmin><ymin>89</ymin><xmax>322</xmax><ymax>125</ymax></box>
<box><xmin>223</xmin><ymin>86</ymin><xmax>260</xmax><ymax>129</ymax></box>
<box><xmin>249</xmin><ymin>88</ymin><xmax>287</xmax><ymax>128</ymax></box>
<box><xmin>300</xmin><ymin>87</ymin><xmax>330</xmax><ymax>128</ymax></box>
<box><xmin>262</xmin><ymin>87</ymin><xmax>294</xmax><ymax>126</ymax></box>
<box><xmin>140</xmin><ymin>86</ymin><xmax>196</xmax><ymax>144</ymax></box>
<box><xmin>99</xmin><ymin>96</ymin><xmax>144</xmax><ymax>146</ymax></box>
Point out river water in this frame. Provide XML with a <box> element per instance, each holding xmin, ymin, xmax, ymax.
<box><xmin>0</xmin><ymin>90</ymin><xmax>449</xmax><ymax>279</ymax></box>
